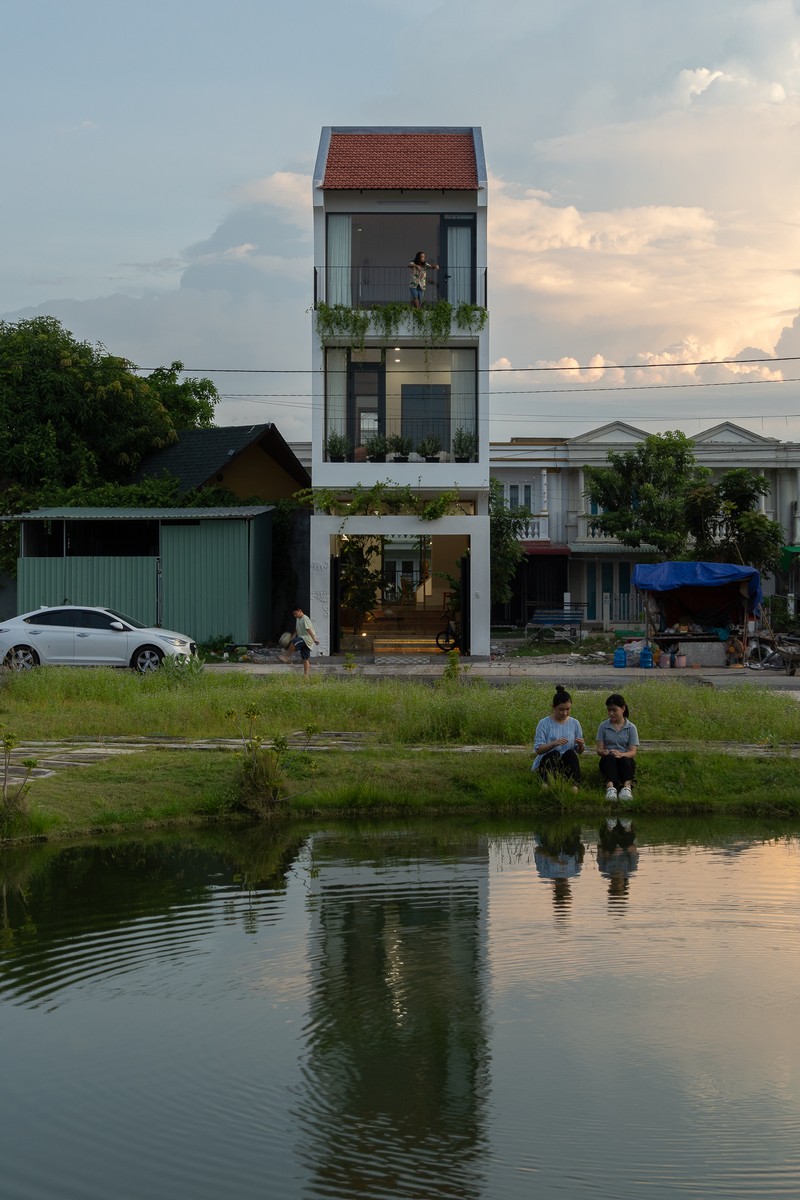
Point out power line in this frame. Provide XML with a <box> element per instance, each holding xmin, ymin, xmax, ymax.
<box><xmin>220</xmin><ymin>375</ymin><xmax>800</xmax><ymax>400</ymax></box>
<box><xmin>134</xmin><ymin>354</ymin><xmax>800</xmax><ymax>375</ymax></box>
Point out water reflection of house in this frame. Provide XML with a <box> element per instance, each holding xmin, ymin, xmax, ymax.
<box><xmin>299</xmin><ymin>831</ymin><xmax>490</xmax><ymax>1199</ymax></box>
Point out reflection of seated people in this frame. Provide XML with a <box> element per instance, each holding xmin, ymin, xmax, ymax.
<box><xmin>535</xmin><ymin>827</ymin><xmax>585</xmax><ymax>914</ymax></box>
<box><xmin>725</xmin><ymin>632</ymin><xmax>744</xmax><ymax>667</ymax></box>
<box><xmin>597</xmin><ymin>820</ymin><xmax>639</xmax><ymax>906</ymax></box>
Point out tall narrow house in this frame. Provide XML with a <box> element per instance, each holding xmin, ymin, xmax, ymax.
<box><xmin>310</xmin><ymin>127</ymin><xmax>490</xmax><ymax>656</ymax></box>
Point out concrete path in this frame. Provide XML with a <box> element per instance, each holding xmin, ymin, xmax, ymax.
<box><xmin>9</xmin><ymin>729</ymin><xmax>800</xmax><ymax>786</ymax></box>
<box><xmin>206</xmin><ymin>656</ymin><xmax>800</xmax><ymax>693</ymax></box>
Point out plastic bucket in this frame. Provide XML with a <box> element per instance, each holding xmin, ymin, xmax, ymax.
<box><xmin>675</xmin><ymin>653</ymin><xmax>687</xmax><ymax>668</ymax></box>
<box><xmin>659</xmin><ymin>655</ymin><xmax>671</xmax><ymax>669</ymax></box>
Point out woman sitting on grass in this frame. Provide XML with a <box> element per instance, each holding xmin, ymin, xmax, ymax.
<box><xmin>596</xmin><ymin>692</ymin><xmax>639</xmax><ymax>803</ymax></box>
<box><xmin>532</xmin><ymin>685</ymin><xmax>585</xmax><ymax>791</ymax></box>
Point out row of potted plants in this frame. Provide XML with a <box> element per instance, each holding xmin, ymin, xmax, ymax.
<box><xmin>325</xmin><ymin>427</ymin><xmax>478</xmax><ymax>463</ymax></box>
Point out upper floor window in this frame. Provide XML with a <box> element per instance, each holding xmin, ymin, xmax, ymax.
<box><xmin>326</xmin><ymin>212</ymin><xmax>475</xmax><ymax>307</ymax></box>
<box><xmin>324</xmin><ymin>347</ymin><xmax>477</xmax><ymax>462</ymax></box>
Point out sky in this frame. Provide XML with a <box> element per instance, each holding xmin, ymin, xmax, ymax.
<box><xmin>3</xmin><ymin>0</ymin><xmax>800</xmax><ymax>444</ymax></box>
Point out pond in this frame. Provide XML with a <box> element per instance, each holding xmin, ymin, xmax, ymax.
<box><xmin>1</xmin><ymin>818</ymin><xmax>799</xmax><ymax>1200</ymax></box>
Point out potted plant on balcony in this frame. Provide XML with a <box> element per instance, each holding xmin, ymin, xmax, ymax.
<box><xmin>325</xmin><ymin>431</ymin><xmax>350</xmax><ymax>462</ymax></box>
<box><xmin>452</xmin><ymin>426</ymin><xmax>477</xmax><ymax>463</ymax></box>
<box><xmin>364</xmin><ymin>432</ymin><xmax>388</xmax><ymax>463</ymax></box>
<box><xmin>388</xmin><ymin>434</ymin><xmax>413</xmax><ymax>462</ymax></box>
<box><xmin>417</xmin><ymin>434</ymin><xmax>442</xmax><ymax>463</ymax></box>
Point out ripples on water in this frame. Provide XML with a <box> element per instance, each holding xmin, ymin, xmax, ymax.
<box><xmin>0</xmin><ymin>823</ymin><xmax>798</xmax><ymax>1199</ymax></box>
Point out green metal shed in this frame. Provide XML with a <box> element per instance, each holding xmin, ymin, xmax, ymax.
<box><xmin>8</xmin><ymin>507</ymin><xmax>273</xmax><ymax>645</ymax></box>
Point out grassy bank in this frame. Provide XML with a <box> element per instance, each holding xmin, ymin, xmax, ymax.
<box><xmin>2</xmin><ymin>666</ymin><xmax>798</xmax><ymax>744</ymax></box>
<box><xmin>2</xmin><ymin>667</ymin><xmax>799</xmax><ymax>838</ymax></box>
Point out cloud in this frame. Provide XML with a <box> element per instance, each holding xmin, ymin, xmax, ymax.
<box><xmin>227</xmin><ymin>171</ymin><xmax>312</xmax><ymax>230</ymax></box>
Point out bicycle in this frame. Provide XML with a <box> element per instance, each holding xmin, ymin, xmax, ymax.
<box><xmin>436</xmin><ymin>609</ymin><xmax>461</xmax><ymax>652</ymax></box>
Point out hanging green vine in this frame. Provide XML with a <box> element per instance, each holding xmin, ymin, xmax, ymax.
<box><xmin>314</xmin><ymin>303</ymin><xmax>372</xmax><ymax>351</ymax></box>
<box><xmin>294</xmin><ymin>481</ymin><xmax>466</xmax><ymax>521</ymax></box>
<box><xmin>371</xmin><ymin>302</ymin><xmax>408</xmax><ymax>343</ymax></box>
<box><xmin>314</xmin><ymin>299</ymin><xmax>487</xmax><ymax>351</ymax></box>
<box><xmin>455</xmin><ymin>302</ymin><xmax>488</xmax><ymax>333</ymax></box>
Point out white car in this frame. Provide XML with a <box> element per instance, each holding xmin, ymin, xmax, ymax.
<box><xmin>0</xmin><ymin>606</ymin><xmax>197</xmax><ymax>673</ymax></box>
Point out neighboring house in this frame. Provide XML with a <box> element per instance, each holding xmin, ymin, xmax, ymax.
<box><xmin>309</xmin><ymin>126</ymin><xmax>491</xmax><ymax>655</ymax></box>
<box><xmin>7</xmin><ymin>506</ymin><xmax>273</xmax><ymax>645</ymax></box>
<box><xmin>136</xmin><ymin>423</ymin><xmax>310</xmax><ymax>499</ymax></box>
<box><xmin>491</xmin><ymin>421</ymin><xmax>800</xmax><ymax>627</ymax></box>
<box><xmin>137</xmin><ymin>423</ymin><xmax>312</xmax><ymax>631</ymax></box>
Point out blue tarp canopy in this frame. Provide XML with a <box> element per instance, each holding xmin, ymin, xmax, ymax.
<box><xmin>633</xmin><ymin>561</ymin><xmax>762</xmax><ymax>623</ymax></box>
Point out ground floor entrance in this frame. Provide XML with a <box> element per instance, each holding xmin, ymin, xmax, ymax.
<box><xmin>331</xmin><ymin>533</ymin><xmax>470</xmax><ymax>655</ymax></box>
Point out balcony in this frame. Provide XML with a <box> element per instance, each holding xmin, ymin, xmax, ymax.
<box><xmin>517</xmin><ymin>515</ymin><xmax>549</xmax><ymax>541</ymax></box>
<box><xmin>576</xmin><ymin>514</ymin><xmax>624</xmax><ymax>542</ymax></box>
<box><xmin>315</xmin><ymin>265</ymin><xmax>487</xmax><ymax>310</ymax></box>
<box><xmin>324</xmin><ymin>416</ymin><xmax>479</xmax><ymax>465</ymax></box>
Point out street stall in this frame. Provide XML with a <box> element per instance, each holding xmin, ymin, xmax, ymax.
<box><xmin>632</xmin><ymin>562</ymin><xmax>762</xmax><ymax>668</ymax></box>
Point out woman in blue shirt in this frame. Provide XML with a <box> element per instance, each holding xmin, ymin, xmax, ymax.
<box><xmin>532</xmin><ymin>685</ymin><xmax>585</xmax><ymax>789</ymax></box>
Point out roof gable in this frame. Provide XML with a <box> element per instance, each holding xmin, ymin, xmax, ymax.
<box><xmin>319</xmin><ymin>128</ymin><xmax>482</xmax><ymax>191</ymax></box>
<box><xmin>136</xmin><ymin>425</ymin><xmax>310</xmax><ymax>492</ymax></box>
<box><xmin>692</xmin><ymin>422</ymin><xmax>778</xmax><ymax>446</ymax></box>
<box><xmin>569</xmin><ymin>421</ymin><xmax>649</xmax><ymax>445</ymax></box>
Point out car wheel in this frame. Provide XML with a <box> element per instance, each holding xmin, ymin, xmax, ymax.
<box><xmin>131</xmin><ymin>645</ymin><xmax>164</xmax><ymax>673</ymax></box>
<box><xmin>4</xmin><ymin>645</ymin><xmax>40</xmax><ymax>671</ymax></box>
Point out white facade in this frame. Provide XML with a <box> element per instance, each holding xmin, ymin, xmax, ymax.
<box><xmin>491</xmin><ymin>420</ymin><xmax>800</xmax><ymax>623</ymax></box>
<box><xmin>309</xmin><ymin>127</ymin><xmax>492</xmax><ymax>655</ymax></box>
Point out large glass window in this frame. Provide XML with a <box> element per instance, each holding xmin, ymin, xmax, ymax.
<box><xmin>324</xmin><ymin>347</ymin><xmax>477</xmax><ymax>461</ymax></box>
<box><xmin>326</xmin><ymin>214</ymin><xmax>475</xmax><ymax>306</ymax></box>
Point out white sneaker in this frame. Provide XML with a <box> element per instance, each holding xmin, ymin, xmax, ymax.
<box><xmin>605</xmin><ymin>786</ymin><xmax>618</xmax><ymax>801</ymax></box>
<box><xmin>620</xmin><ymin>818</ymin><xmax>633</xmax><ymax>831</ymax></box>
<box><xmin>619</xmin><ymin>786</ymin><xmax>633</xmax><ymax>802</ymax></box>
<box><xmin>606</xmin><ymin>817</ymin><xmax>618</xmax><ymax>830</ymax></box>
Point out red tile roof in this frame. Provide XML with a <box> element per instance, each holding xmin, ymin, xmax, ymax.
<box><xmin>322</xmin><ymin>132</ymin><xmax>479</xmax><ymax>190</ymax></box>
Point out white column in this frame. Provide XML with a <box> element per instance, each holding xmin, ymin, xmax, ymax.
<box><xmin>541</xmin><ymin>468</ymin><xmax>549</xmax><ymax>512</ymax></box>
<box><xmin>468</xmin><ymin>515</ymin><xmax>491</xmax><ymax>657</ymax></box>
<box><xmin>310</xmin><ymin>518</ymin><xmax>332</xmax><ymax>657</ymax></box>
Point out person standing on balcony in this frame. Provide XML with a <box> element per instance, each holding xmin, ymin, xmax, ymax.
<box><xmin>409</xmin><ymin>251</ymin><xmax>439</xmax><ymax>308</ymax></box>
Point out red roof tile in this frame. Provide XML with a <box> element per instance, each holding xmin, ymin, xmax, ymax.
<box><xmin>322</xmin><ymin>132</ymin><xmax>478</xmax><ymax>190</ymax></box>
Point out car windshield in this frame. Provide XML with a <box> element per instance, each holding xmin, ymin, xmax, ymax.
<box><xmin>107</xmin><ymin>609</ymin><xmax>146</xmax><ymax>629</ymax></box>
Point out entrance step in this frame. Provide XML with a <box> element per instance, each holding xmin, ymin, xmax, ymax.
<box><xmin>372</xmin><ymin>636</ymin><xmax>440</xmax><ymax>655</ymax></box>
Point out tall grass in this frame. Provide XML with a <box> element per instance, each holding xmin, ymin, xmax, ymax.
<box><xmin>0</xmin><ymin>669</ymin><xmax>797</xmax><ymax>747</ymax></box>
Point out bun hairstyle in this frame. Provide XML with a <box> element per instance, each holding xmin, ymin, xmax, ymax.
<box><xmin>606</xmin><ymin>692</ymin><xmax>629</xmax><ymax>718</ymax></box>
<box><xmin>552</xmin><ymin>685</ymin><xmax>572</xmax><ymax>708</ymax></box>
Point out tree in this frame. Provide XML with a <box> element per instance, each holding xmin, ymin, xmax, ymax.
<box><xmin>685</xmin><ymin>468</ymin><xmax>785</xmax><ymax>576</ymax></box>
<box><xmin>0</xmin><ymin>317</ymin><xmax>218</xmax><ymax>491</ymax></box>
<box><xmin>583</xmin><ymin>431</ymin><xmax>701</xmax><ymax>559</ymax></box>
<box><xmin>339</xmin><ymin>536</ymin><xmax>383</xmax><ymax>633</ymax></box>
<box><xmin>584</xmin><ymin>433</ymin><xmax>785</xmax><ymax>576</ymax></box>
<box><xmin>142</xmin><ymin>362</ymin><xmax>217</xmax><ymax>431</ymax></box>
<box><xmin>489</xmin><ymin>478</ymin><xmax>532</xmax><ymax>605</ymax></box>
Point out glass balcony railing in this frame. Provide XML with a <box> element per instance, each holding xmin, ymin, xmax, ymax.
<box><xmin>315</xmin><ymin>266</ymin><xmax>486</xmax><ymax>309</ymax></box>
